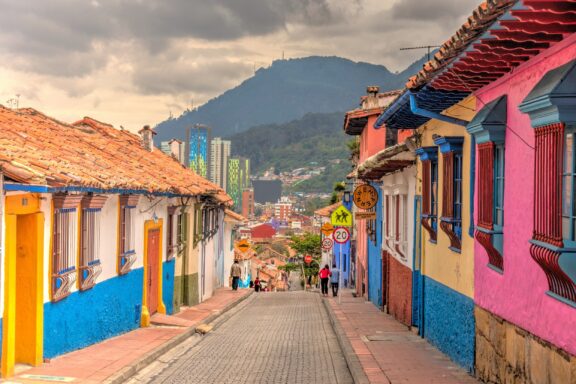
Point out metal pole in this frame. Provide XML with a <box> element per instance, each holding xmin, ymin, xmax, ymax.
<box><xmin>338</xmin><ymin>241</ymin><xmax>343</xmax><ymax>304</ymax></box>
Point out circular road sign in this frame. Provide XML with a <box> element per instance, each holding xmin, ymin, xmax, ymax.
<box><xmin>304</xmin><ymin>255</ymin><xmax>313</xmax><ymax>264</ymax></box>
<box><xmin>333</xmin><ymin>227</ymin><xmax>350</xmax><ymax>244</ymax></box>
<box><xmin>353</xmin><ymin>184</ymin><xmax>378</xmax><ymax>210</ymax></box>
<box><xmin>321</xmin><ymin>238</ymin><xmax>333</xmax><ymax>250</ymax></box>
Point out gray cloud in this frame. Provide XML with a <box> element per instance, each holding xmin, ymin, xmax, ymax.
<box><xmin>390</xmin><ymin>0</ymin><xmax>479</xmax><ymax>21</ymax></box>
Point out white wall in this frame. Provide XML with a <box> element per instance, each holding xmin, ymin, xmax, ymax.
<box><xmin>381</xmin><ymin>166</ymin><xmax>416</xmax><ymax>270</ymax></box>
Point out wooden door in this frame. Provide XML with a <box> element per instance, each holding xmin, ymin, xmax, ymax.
<box><xmin>147</xmin><ymin>228</ymin><xmax>160</xmax><ymax>315</ymax></box>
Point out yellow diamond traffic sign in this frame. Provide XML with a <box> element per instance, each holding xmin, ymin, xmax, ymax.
<box><xmin>330</xmin><ymin>206</ymin><xmax>352</xmax><ymax>227</ymax></box>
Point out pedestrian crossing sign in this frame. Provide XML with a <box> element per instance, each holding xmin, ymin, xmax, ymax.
<box><xmin>330</xmin><ymin>206</ymin><xmax>352</xmax><ymax>227</ymax></box>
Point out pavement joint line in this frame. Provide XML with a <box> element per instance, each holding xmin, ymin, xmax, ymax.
<box><xmin>321</xmin><ymin>293</ymin><xmax>371</xmax><ymax>384</ymax></box>
<box><xmin>103</xmin><ymin>290</ymin><xmax>253</xmax><ymax>384</ymax></box>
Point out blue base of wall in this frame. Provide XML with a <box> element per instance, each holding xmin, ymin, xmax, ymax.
<box><xmin>422</xmin><ymin>276</ymin><xmax>475</xmax><ymax>372</ymax></box>
<box><xmin>412</xmin><ymin>270</ymin><xmax>422</xmax><ymax>329</ymax></box>
<box><xmin>162</xmin><ymin>260</ymin><xmax>175</xmax><ymax>315</ymax></box>
<box><xmin>44</xmin><ymin>268</ymin><xmax>144</xmax><ymax>359</ymax></box>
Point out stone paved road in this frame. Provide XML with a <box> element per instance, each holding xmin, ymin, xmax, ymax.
<box><xmin>127</xmin><ymin>292</ymin><xmax>352</xmax><ymax>384</ymax></box>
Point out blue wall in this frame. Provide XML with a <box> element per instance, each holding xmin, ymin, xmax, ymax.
<box><xmin>422</xmin><ymin>276</ymin><xmax>475</xmax><ymax>372</ymax></box>
<box><xmin>367</xmin><ymin>186</ymin><xmax>383</xmax><ymax>307</ymax></box>
<box><xmin>44</xmin><ymin>268</ymin><xmax>144</xmax><ymax>358</ymax></box>
<box><xmin>162</xmin><ymin>260</ymin><xmax>175</xmax><ymax>315</ymax></box>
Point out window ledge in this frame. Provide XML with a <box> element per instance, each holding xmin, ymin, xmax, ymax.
<box><xmin>476</xmin><ymin>226</ymin><xmax>503</xmax><ymax>235</ymax></box>
<box><xmin>487</xmin><ymin>263</ymin><xmax>503</xmax><ymax>275</ymax></box>
<box><xmin>448</xmin><ymin>246</ymin><xmax>461</xmax><ymax>254</ymax></box>
<box><xmin>546</xmin><ymin>291</ymin><xmax>576</xmax><ymax>309</ymax></box>
<box><xmin>529</xmin><ymin>239</ymin><xmax>576</xmax><ymax>253</ymax></box>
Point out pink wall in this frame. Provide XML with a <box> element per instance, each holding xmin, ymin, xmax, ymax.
<box><xmin>474</xmin><ymin>35</ymin><xmax>576</xmax><ymax>355</ymax></box>
<box><xmin>359</xmin><ymin>115</ymin><xmax>387</xmax><ymax>163</ymax></box>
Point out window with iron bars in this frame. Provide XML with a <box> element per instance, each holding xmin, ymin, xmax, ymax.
<box><xmin>119</xmin><ymin>195</ymin><xmax>139</xmax><ymax>275</ymax></box>
<box><xmin>52</xmin><ymin>194</ymin><xmax>83</xmax><ymax>302</ymax></box>
<box><xmin>79</xmin><ymin>195</ymin><xmax>108</xmax><ymax>290</ymax></box>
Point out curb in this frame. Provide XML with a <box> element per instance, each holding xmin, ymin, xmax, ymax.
<box><xmin>322</xmin><ymin>296</ymin><xmax>370</xmax><ymax>384</ymax></box>
<box><xmin>104</xmin><ymin>290</ymin><xmax>253</xmax><ymax>384</ymax></box>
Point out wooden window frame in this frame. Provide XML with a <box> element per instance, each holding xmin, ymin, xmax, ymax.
<box><xmin>434</xmin><ymin>136</ymin><xmax>464</xmax><ymax>252</ymax></box>
<box><xmin>416</xmin><ymin>146</ymin><xmax>438</xmax><ymax>243</ymax></box>
<box><xmin>118</xmin><ymin>194</ymin><xmax>139</xmax><ymax>275</ymax></box>
<box><xmin>79</xmin><ymin>195</ymin><xmax>107</xmax><ymax>291</ymax></box>
<box><xmin>52</xmin><ymin>194</ymin><xmax>83</xmax><ymax>302</ymax></box>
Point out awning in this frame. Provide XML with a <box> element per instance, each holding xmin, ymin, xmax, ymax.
<box><xmin>357</xmin><ymin>143</ymin><xmax>416</xmax><ymax>180</ymax></box>
<box><xmin>467</xmin><ymin>95</ymin><xmax>507</xmax><ymax>144</ymax></box>
<box><xmin>519</xmin><ymin>59</ymin><xmax>576</xmax><ymax>128</ymax></box>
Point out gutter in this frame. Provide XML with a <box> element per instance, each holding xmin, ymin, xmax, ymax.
<box><xmin>3</xmin><ymin>183</ymin><xmax>196</xmax><ymax>198</ymax></box>
<box><xmin>408</xmin><ymin>93</ymin><xmax>468</xmax><ymax>127</ymax></box>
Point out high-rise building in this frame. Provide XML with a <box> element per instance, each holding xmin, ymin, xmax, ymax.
<box><xmin>242</xmin><ymin>188</ymin><xmax>255</xmax><ymax>219</ymax></box>
<box><xmin>227</xmin><ymin>157</ymin><xmax>251</xmax><ymax>212</ymax></box>
<box><xmin>185</xmin><ymin>124</ymin><xmax>211</xmax><ymax>178</ymax></box>
<box><xmin>210</xmin><ymin>137</ymin><xmax>231</xmax><ymax>190</ymax></box>
<box><xmin>274</xmin><ymin>196</ymin><xmax>293</xmax><ymax>221</ymax></box>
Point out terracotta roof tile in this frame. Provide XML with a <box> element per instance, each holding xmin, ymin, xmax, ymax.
<box><xmin>314</xmin><ymin>202</ymin><xmax>342</xmax><ymax>217</ymax></box>
<box><xmin>0</xmin><ymin>107</ymin><xmax>231</xmax><ymax>203</ymax></box>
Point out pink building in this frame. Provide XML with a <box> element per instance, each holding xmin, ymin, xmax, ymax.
<box><xmin>460</xmin><ymin>11</ymin><xmax>576</xmax><ymax>382</ymax></box>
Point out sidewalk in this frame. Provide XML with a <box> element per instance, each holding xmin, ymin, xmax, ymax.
<box><xmin>8</xmin><ymin>288</ymin><xmax>251</xmax><ymax>384</ymax></box>
<box><xmin>325</xmin><ymin>290</ymin><xmax>479</xmax><ymax>384</ymax></box>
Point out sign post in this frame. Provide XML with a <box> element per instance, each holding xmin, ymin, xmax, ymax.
<box><xmin>333</xmin><ymin>227</ymin><xmax>350</xmax><ymax>304</ymax></box>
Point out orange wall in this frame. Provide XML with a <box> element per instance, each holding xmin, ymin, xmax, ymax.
<box><xmin>359</xmin><ymin>115</ymin><xmax>387</xmax><ymax>162</ymax></box>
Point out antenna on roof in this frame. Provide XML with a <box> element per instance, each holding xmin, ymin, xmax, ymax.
<box><xmin>399</xmin><ymin>45</ymin><xmax>441</xmax><ymax>62</ymax></box>
<box><xmin>6</xmin><ymin>94</ymin><xmax>20</xmax><ymax>110</ymax></box>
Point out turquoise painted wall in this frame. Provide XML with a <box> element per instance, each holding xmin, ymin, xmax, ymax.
<box><xmin>162</xmin><ymin>260</ymin><xmax>175</xmax><ymax>315</ymax></box>
<box><xmin>367</xmin><ymin>186</ymin><xmax>383</xmax><ymax>307</ymax></box>
<box><xmin>423</xmin><ymin>276</ymin><xmax>475</xmax><ymax>372</ymax></box>
<box><xmin>43</xmin><ymin>268</ymin><xmax>144</xmax><ymax>358</ymax></box>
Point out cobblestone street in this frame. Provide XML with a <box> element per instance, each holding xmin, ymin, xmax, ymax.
<box><xmin>127</xmin><ymin>292</ymin><xmax>352</xmax><ymax>384</ymax></box>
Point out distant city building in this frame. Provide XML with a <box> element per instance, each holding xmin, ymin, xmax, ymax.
<box><xmin>160</xmin><ymin>139</ymin><xmax>185</xmax><ymax>164</ymax></box>
<box><xmin>252</xmin><ymin>179</ymin><xmax>282</xmax><ymax>204</ymax></box>
<box><xmin>227</xmin><ymin>157</ymin><xmax>251</xmax><ymax>212</ymax></box>
<box><xmin>274</xmin><ymin>196</ymin><xmax>293</xmax><ymax>221</ymax></box>
<box><xmin>185</xmin><ymin>124</ymin><xmax>211</xmax><ymax>178</ymax></box>
<box><xmin>210</xmin><ymin>137</ymin><xmax>231</xmax><ymax>190</ymax></box>
<box><xmin>242</xmin><ymin>188</ymin><xmax>255</xmax><ymax>219</ymax></box>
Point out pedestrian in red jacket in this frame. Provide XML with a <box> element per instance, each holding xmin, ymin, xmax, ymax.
<box><xmin>319</xmin><ymin>264</ymin><xmax>331</xmax><ymax>297</ymax></box>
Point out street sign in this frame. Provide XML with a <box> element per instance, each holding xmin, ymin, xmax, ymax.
<box><xmin>304</xmin><ymin>255</ymin><xmax>313</xmax><ymax>264</ymax></box>
<box><xmin>321</xmin><ymin>222</ymin><xmax>334</xmax><ymax>236</ymax></box>
<box><xmin>330</xmin><ymin>206</ymin><xmax>352</xmax><ymax>227</ymax></box>
<box><xmin>355</xmin><ymin>211</ymin><xmax>377</xmax><ymax>220</ymax></box>
<box><xmin>235</xmin><ymin>239</ymin><xmax>251</xmax><ymax>253</ymax></box>
<box><xmin>333</xmin><ymin>227</ymin><xmax>350</xmax><ymax>244</ymax></box>
<box><xmin>353</xmin><ymin>184</ymin><xmax>378</xmax><ymax>210</ymax></box>
<box><xmin>321</xmin><ymin>238</ymin><xmax>333</xmax><ymax>250</ymax></box>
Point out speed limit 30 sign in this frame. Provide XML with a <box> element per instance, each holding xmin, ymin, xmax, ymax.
<box><xmin>333</xmin><ymin>227</ymin><xmax>350</xmax><ymax>244</ymax></box>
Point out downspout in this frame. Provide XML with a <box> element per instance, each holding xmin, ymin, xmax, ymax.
<box><xmin>469</xmin><ymin>136</ymin><xmax>476</xmax><ymax>238</ymax></box>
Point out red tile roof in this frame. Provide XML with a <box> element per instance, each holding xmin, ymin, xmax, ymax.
<box><xmin>0</xmin><ymin>106</ymin><xmax>231</xmax><ymax>203</ymax></box>
<box><xmin>225</xmin><ymin>209</ymin><xmax>247</xmax><ymax>222</ymax></box>
<box><xmin>314</xmin><ymin>202</ymin><xmax>342</xmax><ymax>217</ymax></box>
<box><xmin>406</xmin><ymin>0</ymin><xmax>576</xmax><ymax>92</ymax></box>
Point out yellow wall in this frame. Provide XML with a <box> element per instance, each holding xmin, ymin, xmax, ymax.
<box><xmin>418</xmin><ymin>97</ymin><xmax>476</xmax><ymax>298</ymax></box>
<box><xmin>141</xmin><ymin>219</ymin><xmax>165</xmax><ymax>327</ymax></box>
<box><xmin>3</xmin><ymin>193</ymin><xmax>44</xmax><ymax>377</ymax></box>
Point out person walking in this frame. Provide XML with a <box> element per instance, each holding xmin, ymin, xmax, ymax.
<box><xmin>319</xmin><ymin>264</ymin><xmax>331</xmax><ymax>297</ymax></box>
<box><xmin>330</xmin><ymin>264</ymin><xmax>340</xmax><ymax>297</ymax></box>
<box><xmin>254</xmin><ymin>277</ymin><xmax>261</xmax><ymax>292</ymax></box>
<box><xmin>230</xmin><ymin>260</ymin><xmax>242</xmax><ymax>291</ymax></box>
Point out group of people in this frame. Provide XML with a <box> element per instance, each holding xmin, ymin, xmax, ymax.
<box><xmin>230</xmin><ymin>260</ymin><xmax>264</xmax><ymax>292</ymax></box>
<box><xmin>231</xmin><ymin>259</ymin><xmax>341</xmax><ymax>297</ymax></box>
<box><xmin>319</xmin><ymin>264</ymin><xmax>340</xmax><ymax>297</ymax></box>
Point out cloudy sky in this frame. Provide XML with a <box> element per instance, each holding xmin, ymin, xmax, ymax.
<box><xmin>0</xmin><ymin>0</ymin><xmax>479</xmax><ymax>131</ymax></box>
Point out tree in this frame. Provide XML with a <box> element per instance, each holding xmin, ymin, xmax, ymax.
<box><xmin>290</xmin><ymin>232</ymin><xmax>321</xmax><ymax>258</ymax></box>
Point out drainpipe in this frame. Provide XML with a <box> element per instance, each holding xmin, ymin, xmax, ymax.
<box><xmin>469</xmin><ymin>136</ymin><xmax>476</xmax><ymax>238</ymax></box>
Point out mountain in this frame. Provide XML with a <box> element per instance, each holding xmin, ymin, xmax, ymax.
<box><xmin>154</xmin><ymin>55</ymin><xmax>427</xmax><ymax>142</ymax></box>
<box><xmin>226</xmin><ymin>111</ymin><xmax>351</xmax><ymax>193</ymax></box>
